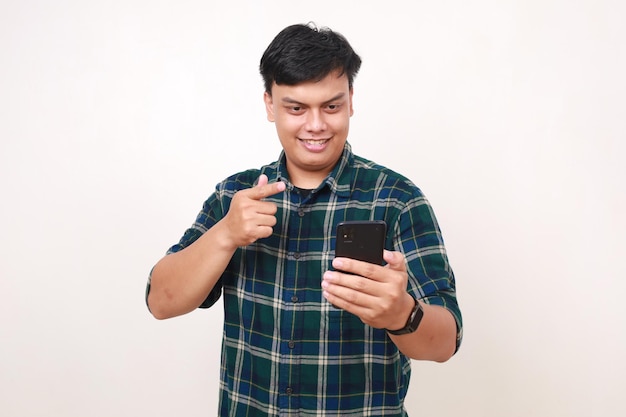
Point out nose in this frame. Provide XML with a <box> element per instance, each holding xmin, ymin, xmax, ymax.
<box><xmin>305</xmin><ymin>109</ymin><xmax>327</xmax><ymax>132</ymax></box>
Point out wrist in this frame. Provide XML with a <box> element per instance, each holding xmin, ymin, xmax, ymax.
<box><xmin>387</xmin><ymin>293</ymin><xmax>416</xmax><ymax>331</ymax></box>
<box><xmin>386</xmin><ymin>294</ymin><xmax>424</xmax><ymax>336</ymax></box>
<box><xmin>213</xmin><ymin>219</ymin><xmax>241</xmax><ymax>252</ymax></box>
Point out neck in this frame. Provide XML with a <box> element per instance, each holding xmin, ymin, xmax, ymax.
<box><xmin>290</xmin><ymin>176</ymin><xmax>324</xmax><ymax>189</ymax></box>
<box><xmin>286</xmin><ymin>164</ymin><xmax>329</xmax><ymax>189</ymax></box>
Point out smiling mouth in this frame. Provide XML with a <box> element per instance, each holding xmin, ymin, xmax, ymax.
<box><xmin>300</xmin><ymin>138</ymin><xmax>330</xmax><ymax>145</ymax></box>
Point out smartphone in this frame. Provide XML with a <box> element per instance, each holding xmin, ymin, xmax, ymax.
<box><xmin>335</xmin><ymin>220</ymin><xmax>386</xmax><ymax>266</ymax></box>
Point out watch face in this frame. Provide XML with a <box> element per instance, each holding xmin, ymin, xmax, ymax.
<box><xmin>409</xmin><ymin>303</ymin><xmax>424</xmax><ymax>331</ymax></box>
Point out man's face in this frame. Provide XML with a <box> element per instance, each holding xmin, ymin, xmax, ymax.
<box><xmin>264</xmin><ymin>71</ymin><xmax>354</xmax><ymax>189</ymax></box>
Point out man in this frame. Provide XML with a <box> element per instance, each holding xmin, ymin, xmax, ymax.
<box><xmin>147</xmin><ymin>23</ymin><xmax>462</xmax><ymax>416</ymax></box>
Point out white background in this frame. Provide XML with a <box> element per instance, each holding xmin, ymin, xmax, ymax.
<box><xmin>1</xmin><ymin>1</ymin><xmax>624</xmax><ymax>416</ymax></box>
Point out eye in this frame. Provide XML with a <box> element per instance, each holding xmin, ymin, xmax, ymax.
<box><xmin>326</xmin><ymin>103</ymin><xmax>341</xmax><ymax>112</ymax></box>
<box><xmin>286</xmin><ymin>105</ymin><xmax>304</xmax><ymax>114</ymax></box>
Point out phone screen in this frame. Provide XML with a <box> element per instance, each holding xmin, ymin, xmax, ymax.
<box><xmin>335</xmin><ymin>220</ymin><xmax>386</xmax><ymax>265</ymax></box>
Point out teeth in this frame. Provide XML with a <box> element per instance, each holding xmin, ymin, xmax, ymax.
<box><xmin>303</xmin><ymin>139</ymin><xmax>328</xmax><ymax>145</ymax></box>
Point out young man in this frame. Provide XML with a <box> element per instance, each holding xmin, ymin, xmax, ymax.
<box><xmin>147</xmin><ymin>23</ymin><xmax>462</xmax><ymax>416</ymax></box>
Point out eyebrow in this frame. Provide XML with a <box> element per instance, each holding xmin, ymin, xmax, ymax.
<box><xmin>281</xmin><ymin>92</ymin><xmax>347</xmax><ymax>106</ymax></box>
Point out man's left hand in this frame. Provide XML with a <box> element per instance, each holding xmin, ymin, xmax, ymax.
<box><xmin>322</xmin><ymin>250</ymin><xmax>415</xmax><ymax>330</ymax></box>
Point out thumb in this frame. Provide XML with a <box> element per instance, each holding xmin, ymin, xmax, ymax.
<box><xmin>256</xmin><ymin>174</ymin><xmax>269</xmax><ymax>188</ymax></box>
<box><xmin>249</xmin><ymin>174</ymin><xmax>285</xmax><ymax>200</ymax></box>
<box><xmin>383</xmin><ymin>250</ymin><xmax>407</xmax><ymax>272</ymax></box>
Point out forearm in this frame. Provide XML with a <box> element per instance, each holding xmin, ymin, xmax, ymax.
<box><xmin>389</xmin><ymin>300</ymin><xmax>458</xmax><ymax>362</ymax></box>
<box><xmin>147</xmin><ymin>221</ymin><xmax>236</xmax><ymax>319</ymax></box>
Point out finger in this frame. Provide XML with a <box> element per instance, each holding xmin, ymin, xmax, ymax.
<box><xmin>255</xmin><ymin>225</ymin><xmax>275</xmax><ymax>240</ymax></box>
<box><xmin>383</xmin><ymin>250</ymin><xmax>407</xmax><ymax>272</ymax></box>
<box><xmin>249</xmin><ymin>174</ymin><xmax>286</xmax><ymax>200</ymax></box>
<box><xmin>323</xmin><ymin>269</ymin><xmax>376</xmax><ymax>298</ymax></box>
<box><xmin>323</xmin><ymin>272</ymin><xmax>379</xmax><ymax>310</ymax></box>
<box><xmin>332</xmin><ymin>257</ymin><xmax>383</xmax><ymax>282</ymax></box>
<box><xmin>255</xmin><ymin>208</ymin><xmax>279</xmax><ymax>225</ymax></box>
<box><xmin>255</xmin><ymin>200</ymin><xmax>279</xmax><ymax>216</ymax></box>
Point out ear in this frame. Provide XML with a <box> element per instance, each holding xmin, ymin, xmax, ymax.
<box><xmin>264</xmin><ymin>91</ymin><xmax>275</xmax><ymax>122</ymax></box>
<box><xmin>349</xmin><ymin>88</ymin><xmax>354</xmax><ymax>117</ymax></box>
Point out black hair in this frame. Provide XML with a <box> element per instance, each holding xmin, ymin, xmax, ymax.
<box><xmin>259</xmin><ymin>23</ymin><xmax>362</xmax><ymax>94</ymax></box>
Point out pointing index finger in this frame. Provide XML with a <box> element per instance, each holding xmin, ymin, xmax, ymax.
<box><xmin>251</xmin><ymin>175</ymin><xmax>286</xmax><ymax>200</ymax></box>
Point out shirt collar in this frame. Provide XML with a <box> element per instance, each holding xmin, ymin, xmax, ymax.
<box><xmin>276</xmin><ymin>142</ymin><xmax>354</xmax><ymax>198</ymax></box>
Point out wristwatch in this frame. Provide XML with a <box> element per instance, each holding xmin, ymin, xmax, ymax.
<box><xmin>386</xmin><ymin>296</ymin><xmax>423</xmax><ymax>335</ymax></box>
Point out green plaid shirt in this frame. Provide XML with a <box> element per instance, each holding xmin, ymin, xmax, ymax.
<box><xmin>151</xmin><ymin>143</ymin><xmax>462</xmax><ymax>416</ymax></box>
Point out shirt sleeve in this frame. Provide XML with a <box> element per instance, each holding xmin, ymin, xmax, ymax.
<box><xmin>395</xmin><ymin>194</ymin><xmax>463</xmax><ymax>352</ymax></box>
<box><xmin>145</xmin><ymin>191</ymin><xmax>226</xmax><ymax>312</ymax></box>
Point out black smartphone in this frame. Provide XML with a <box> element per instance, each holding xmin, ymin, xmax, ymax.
<box><xmin>335</xmin><ymin>220</ymin><xmax>386</xmax><ymax>266</ymax></box>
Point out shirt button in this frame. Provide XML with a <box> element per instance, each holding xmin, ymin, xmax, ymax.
<box><xmin>286</xmin><ymin>387</ymin><xmax>293</xmax><ymax>395</ymax></box>
<box><xmin>291</xmin><ymin>295</ymin><xmax>299</xmax><ymax>303</ymax></box>
<box><xmin>298</xmin><ymin>208</ymin><xmax>305</xmax><ymax>217</ymax></box>
<box><xmin>293</xmin><ymin>252</ymin><xmax>301</xmax><ymax>259</ymax></box>
<box><xmin>288</xmin><ymin>341</ymin><xmax>295</xmax><ymax>349</ymax></box>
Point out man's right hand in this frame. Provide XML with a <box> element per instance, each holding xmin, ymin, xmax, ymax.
<box><xmin>148</xmin><ymin>174</ymin><xmax>285</xmax><ymax>319</ymax></box>
<box><xmin>222</xmin><ymin>174</ymin><xmax>286</xmax><ymax>248</ymax></box>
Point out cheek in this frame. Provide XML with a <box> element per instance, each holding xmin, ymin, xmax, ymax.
<box><xmin>330</xmin><ymin>114</ymin><xmax>351</xmax><ymax>133</ymax></box>
<box><xmin>275</xmin><ymin>115</ymin><xmax>303</xmax><ymax>134</ymax></box>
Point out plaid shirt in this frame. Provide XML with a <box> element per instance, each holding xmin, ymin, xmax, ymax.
<box><xmin>151</xmin><ymin>143</ymin><xmax>462</xmax><ymax>416</ymax></box>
